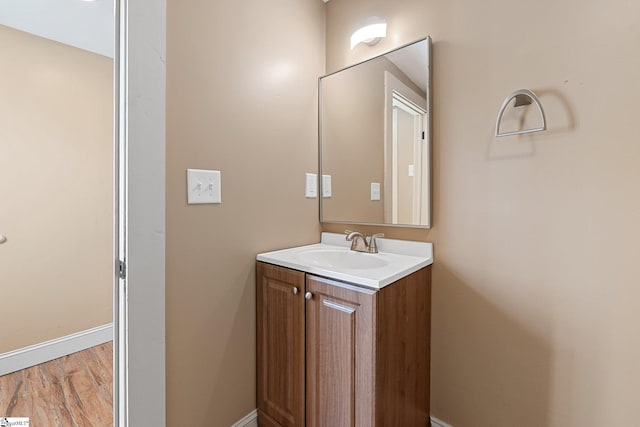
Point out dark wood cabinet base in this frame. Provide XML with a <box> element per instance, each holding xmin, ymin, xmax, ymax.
<box><xmin>257</xmin><ymin>262</ymin><xmax>431</xmax><ymax>427</ymax></box>
<box><xmin>258</xmin><ymin>409</ymin><xmax>285</xmax><ymax>427</ymax></box>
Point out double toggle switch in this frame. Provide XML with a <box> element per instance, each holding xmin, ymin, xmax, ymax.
<box><xmin>187</xmin><ymin>169</ymin><xmax>221</xmax><ymax>204</ymax></box>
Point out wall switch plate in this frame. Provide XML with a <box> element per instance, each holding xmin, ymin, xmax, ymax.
<box><xmin>371</xmin><ymin>182</ymin><xmax>381</xmax><ymax>201</ymax></box>
<box><xmin>322</xmin><ymin>175</ymin><xmax>332</xmax><ymax>198</ymax></box>
<box><xmin>306</xmin><ymin>173</ymin><xmax>317</xmax><ymax>198</ymax></box>
<box><xmin>187</xmin><ymin>169</ymin><xmax>221</xmax><ymax>204</ymax></box>
<box><xmin>408</xmin><ymin>164</ymin><xmax>415</xmax><ymax>177</ymax></box>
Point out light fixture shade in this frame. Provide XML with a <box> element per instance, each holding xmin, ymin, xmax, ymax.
<box><xmin>350</xmin><ymin>21</ymin><xmax>387</xmax><ymax>50</ymax></box>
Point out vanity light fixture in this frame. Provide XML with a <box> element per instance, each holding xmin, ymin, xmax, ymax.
<box><xmin>350</xmin><ymin>18</ymin><xmax>387</xmax><ymax>50</ymax></box>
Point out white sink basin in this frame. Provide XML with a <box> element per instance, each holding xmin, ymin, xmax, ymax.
<box><xmin>295</xmin><ymin>247</ymin><xmax>389</xmax><ymax>270</ymax></box>
<box><xmin>257</xmin><ymin>233</ymin><xmax>433</xmax><ymax>289</ymax></box>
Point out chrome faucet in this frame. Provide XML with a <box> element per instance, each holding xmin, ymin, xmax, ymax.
<box><xmin>345</xmin><ymin>230</ymin><xmax>385</xmax><ymax>254</ymax></box>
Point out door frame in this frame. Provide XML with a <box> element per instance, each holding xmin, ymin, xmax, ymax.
<box><xmin>383</xmin><ymin>71</ymin><xmax>427</xmax><ymax>225</ymax></box>
<box><xmin>391</xmin><ymin>93</ymin><xmax>426</xmax><ymax>225</ymax></box>
<box><xmin>114</xmin><ymin>0</ymin><xmax>166</xmax><ymax>425</ymax></box>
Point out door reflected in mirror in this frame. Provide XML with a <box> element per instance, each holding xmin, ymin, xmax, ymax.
<box><xmin>320</xmin><ymin>37</ymin><xmax>432</xmax><ymax>228</ymax></box>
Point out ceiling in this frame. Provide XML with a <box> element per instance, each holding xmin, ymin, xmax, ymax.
<box><xmin>0</xmin><ymin>0</ymin><xmax>114</xmax><ymax>58</ymax></box>
<box><xmin>386</xmin><ymin>40</ymin><xmax>428</xmax><ymax>93</ymax></box>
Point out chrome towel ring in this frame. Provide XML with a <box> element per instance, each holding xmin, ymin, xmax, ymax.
<box><xmin>495</xmin><ymin>89</ymin><xmax>547</xmax><ymax>137</ymax></box>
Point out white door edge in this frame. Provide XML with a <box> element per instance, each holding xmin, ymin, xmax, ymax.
<box><xmin>114</xmin><ymin>0</ymin><xmax>166</xmax><ymax>426</ymax></box>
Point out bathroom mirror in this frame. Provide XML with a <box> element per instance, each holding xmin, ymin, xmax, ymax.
<box><xmin>320</xmin><ymin>37</ymin><xmax>432</xmax><ymax>228</ymax></box>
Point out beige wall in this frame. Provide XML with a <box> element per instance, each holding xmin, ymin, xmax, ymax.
<box><xmin>166</xmin><ymin>0</ymin><xmax>324</xmax><ymax>425</ymax></box>
<box><xmin>321</xmin><ymin>57</ymin><xmax>388</xmax><ymax>223</ymax></box>
<box><xmin>0</xmin><ymin>25</ymin><xmax>113</xmax><ymax>353</ymax></box>
<box><xmin>325</xmin><ymin>0</ymin><xmax>640</xmax><ymax>426</ymax></box>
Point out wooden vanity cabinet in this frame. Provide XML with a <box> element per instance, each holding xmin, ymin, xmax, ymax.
<box><xmin>257</xmin><ymin>263</ymin><xmax>306</xmax><ymax>427</ymax></box>
<box><xmin>305</xmin><ymin>274</ymin><xmax>376</xmax><ymax>426</ymax></box>
<box><xmin>257</xmin><ymin>261</ymin><xmax>431</xmax><ymax>427</ymax></box>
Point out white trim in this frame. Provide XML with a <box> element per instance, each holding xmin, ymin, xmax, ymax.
<box><xmin>391</xmin><ymin>91</ymin><xmax>426</xmax><ymax>225</ymax></box>
<box><xmin>431</xmin><ymin>415</ymin><xmax>454</xmax><ymax>427</ymax></box>
<box><xmin>392</xmin><ymin>106</ymin><xmax>399</xmax><ymax>223</ymax></box>
<box><xmin>0</xmin><ymin>324</ymin><xmax>113</xmax><ymax>376</ymax></box>
<box><xmin>118</xmin><ymin>0</ymin><xmax>167</xmax><ymax>425</ymax></box>
<box><xmin>384</xmin><ymin>70</ymin><xmax>427</xmax><ymax>225</ymax></box>
<box><xmin>231</xmin><ymin>409</ymin><xmax>258</xmax><ymax>427</ymax></box>
<box><xmin>230</xmin><ymin>409</ymin><xmax>446</xmax><ymax>427</ymax></box>
<box><xmin>114</xmin><ymin>0</ymin><xmax>126</xmax><ymax>424</ymax></box>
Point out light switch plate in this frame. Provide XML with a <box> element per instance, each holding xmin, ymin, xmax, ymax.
<box><xmin>322</xmin><ymin>175</ymin><xmax>332</xmax><ymax>198</ymax></box>
<box><xmin>408</xmin><ymin>164</ymin><xmax>415</xmax><ymax>177</ymax></box>
<box><xmin>306</xmin><ymin>173</ymin><xmax>317</xmax><ymax>198</ymax></box>
<box><xmin>371</xmin><ymin>182</ymin><xmax>381</xmax><ymax>201</ymax></box>
<box><xmin>187</xmin><ymin>169</ymin><xmax>221</xmax><ymax>204</ymax></box>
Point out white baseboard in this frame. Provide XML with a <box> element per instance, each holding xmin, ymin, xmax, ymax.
<box><xmin>230</xmin><ymin>409</ymin><xmax>448</xmax><ymax>427</ymax></box>
<box><xmin>431</xmin><ymin>415</ymin><xmax>454</xmax><ymax>427</ymax></box>
<box><xmin>231</xmin><ymin>409</ymin><xmax>257</xmax><ymax>427</ymax></box>
<box><xmin>0</xmin><ymin>323</ymin><xmax>113</xmax><ymax>376</ymax></box>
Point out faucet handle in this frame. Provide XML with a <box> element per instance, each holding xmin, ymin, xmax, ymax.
<box><xmin>368</xmin><ymin>233</ymin><xmax>385</xmax><ymax>253</ymax></box>
<box><xmin>344</xmin><ymin>230</ymin><xmax>363</xmax><ymax>240</ymax></box>
<box><xmin>345</xmin><ymin>230</ymin><xmax>368</xmax><ymax>252</ymax></box>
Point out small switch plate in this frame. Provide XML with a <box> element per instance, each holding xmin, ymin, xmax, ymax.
<box><xmin>408</xmin><ymin>164</ymin><xmax>415</xmax><ymax>177</ymax></box>
<box><xmin>187</xmin><ymin>169</ymin><xmax>221</xmax><ymax>204</ymax></box>
<box><xmin>371</xmin><ymin>182</ymin><xmax>381</xmax><ymax>201</ymax></box>
<box><xmin>322</xmin><ymin>175</ymin><xmax>332</xmax><ymax>198</ymax></box>
<box><xmin>306</xmin><ymin>173</ymin><xmax>317</xmax><ymax>198</ymax></box>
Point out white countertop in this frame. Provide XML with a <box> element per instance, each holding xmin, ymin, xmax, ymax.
<box><xmin>257</xmin><ymin>232</ymin><xmax>433</xmax><ymax>289</ymax></box>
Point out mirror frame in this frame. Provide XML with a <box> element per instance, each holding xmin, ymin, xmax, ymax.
<box><xmin>318</xmin><ymin>36</ymin><xmax>432</xmax><ymax>229</ymax></box>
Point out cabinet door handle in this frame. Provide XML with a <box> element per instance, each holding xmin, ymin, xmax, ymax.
<box><xmin>305</xmin><ymin>292</ymin><xmax>312</xmax><ymax>300</ymax></box>
<box><xmin>323</xmin><ymin>300</ymin><xmax>356</xmax><ymax>314</ymax></box>
<box><xmin>292</xmin><ymin>287</ymin><xmax>299</xmax><ymax>295</ymax></box>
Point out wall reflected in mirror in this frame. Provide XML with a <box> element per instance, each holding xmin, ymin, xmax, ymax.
<box><xmin>320</xmin><ymin>37</ymin><xmax>431</xmax><ymax>228</ymax></box>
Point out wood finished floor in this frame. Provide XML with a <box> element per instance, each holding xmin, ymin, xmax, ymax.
<box><xmin>0</xmin><ymin>342</ymin><xmax>113</xmax><ymax>427</ymax></box>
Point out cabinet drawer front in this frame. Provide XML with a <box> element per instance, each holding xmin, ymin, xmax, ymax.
<box><xmin>257</xmin><ymin>263</ymin><xmax>305</xmax><ymax>427</ymax></box>
<box><xmin>305</xmin><ymin>275</ymin><xmax>376</xmax><ymax>427</ymax></box>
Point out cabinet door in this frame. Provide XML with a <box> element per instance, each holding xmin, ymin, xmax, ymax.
<box><xmin>305</xmin><ymin>275</ymin><xmax>376</xmax><ymax>427</ymax></box>
<box><xmin>257</xmin><ymin>262</ymin><xmax>305</xmax><ymax>426</ymax></box>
